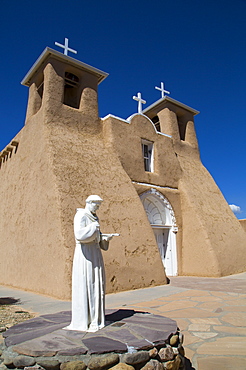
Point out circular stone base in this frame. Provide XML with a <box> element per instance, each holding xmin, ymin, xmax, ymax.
<box><xmin>1</xmin><ymin>309</ymin><xmax>185</xmax><ymax>370</ymax></box>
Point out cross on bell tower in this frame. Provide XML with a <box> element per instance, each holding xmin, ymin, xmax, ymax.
<box><xmin>133</xmin><ymin>92</ymin><xmax>146</xmax><ymax>114</ymax></box>
<box><xmin>155</xmin><ymin>82</ymin><xmax>170</xmax><ymax>98</ymax></box>
<box><xmin>55</xmin><ymin>38</ymin><xmax>77</xmax><ymax>56</ymax></box>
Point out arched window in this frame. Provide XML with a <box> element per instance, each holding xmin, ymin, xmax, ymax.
<box><xmin>152</xmin><ymin>115</ymin><xmax>161</xmax><ymax>132</ymax></box>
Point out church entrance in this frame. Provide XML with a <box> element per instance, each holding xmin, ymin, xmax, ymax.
<box><xmin>140</xmin><ymin>189</ymin><xmax>178</xmax><ymax>276</ymax></box>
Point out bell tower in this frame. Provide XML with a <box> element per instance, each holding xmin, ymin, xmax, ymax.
<box><xmin>21</xmin><ymin>46</ymin><xmax>108</xmax><ymax>129</ymax></box>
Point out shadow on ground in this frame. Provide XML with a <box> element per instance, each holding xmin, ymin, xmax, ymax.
<box><xmin>0</xmin><ymin>297</ymin><xmax>20</xmax><ymax>305</ymax></box>
<box><xmin>185</xmin><ymin>357</ymin><xmax>196</xmax><ymax>370</ymax></box>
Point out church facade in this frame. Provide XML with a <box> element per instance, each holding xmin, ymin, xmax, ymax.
<box><xmin>0</xmin><ymin>48</ymin><xmax>245</xmax><ymax>299</ymax></box>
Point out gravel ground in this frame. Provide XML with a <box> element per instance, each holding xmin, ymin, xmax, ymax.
<box><xmin>0</xmin><ymin>299</ymin><xmax>36</xmax><ymax>333</ymax></box>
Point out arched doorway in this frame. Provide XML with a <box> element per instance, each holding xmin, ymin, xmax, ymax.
<box><xmin>140</xmin><ymin>188</ymin><xmax>178</xmax><ymax>276</ymax></box>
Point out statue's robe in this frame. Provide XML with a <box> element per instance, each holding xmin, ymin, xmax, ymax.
<box><xmin>66</xmin><ymin>208</ymin><xmax>108</xmax><ymax>332</ymax></box>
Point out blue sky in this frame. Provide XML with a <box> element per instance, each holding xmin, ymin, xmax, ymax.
<box><xmin>1</xmin><ymin>0</ymin><xmax>245</xmax><ymax>219</ymax></box>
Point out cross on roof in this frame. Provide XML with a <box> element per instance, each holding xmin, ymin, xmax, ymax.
<box><xmin>55</xmin><ymin>38</ymin><xmax>77</xmax><ymax>56</ymax></box>
<box><xmin>133</xmin><ymin>92</ymin><xmax>146</xmax><ymax>114</ymax></box>
<box><xmin>155</xmin><ymin>82</ymin><xmax>170</xmax><ymax>98</ymax></box>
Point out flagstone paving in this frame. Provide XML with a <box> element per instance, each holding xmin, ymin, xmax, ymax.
<box><xmin>1</xmin><ymin>273</ymin><xmax>246</xmax><ymax>369</ymax></box>
<box><xmin>106</xmin><ymin>274</ymin><xmax>246</xmax><ymax>369</ymax></box>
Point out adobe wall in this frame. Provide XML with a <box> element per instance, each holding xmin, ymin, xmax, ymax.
<box><xmin>102</xmin><ymin>113</ymin><xmax>184</xmax><ymax>274</ymax></box>
<box><xmin>0</xmin><ymin>62</ymin><xmax>167</xmax><ymax>299</ymax></box>
<box><xmin>177</xmin><ymin>150</ymin><xmax>246</xmax><ymax>276</ymax></box>
<box><xmin>46</xmin><ymin>117</ymin><xmax>167</xmax><ymax>297</ymax></box>
<box><xmin>103</xmin><ymin>111</ymin><xmax>246</xmax><ymax>278</ymax></box>
<box><xmin>0</xmin><ymin>112</ymin><xmax>71</xmax><ymax>298</ymax></box>
<box><xmin>239</xmin><ymin>219</ymin><xmax>246</xmax><ymax>232</ymax></box>
<box><xmin>102</xmin><ymin>114</ymin><xmax>182</xmax><ymax>189</ymax></box>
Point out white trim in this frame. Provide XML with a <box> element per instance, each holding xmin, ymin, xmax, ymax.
<box><xmin>158</xmin><ymin>132</ymin><xmax>172</xmax><ymax>138</ymax></box>
<box><xmin>102</xmin><ymin>113</ymin><xmax>172</xmax><ymax>138</ymax></box>
<box><xmin>143</xmin><ymin>96</ymin><xmax>199</xmax><ymax>116</ymax></box>
<box><xmin>132</xmin><ymin>181</ymin><xmax>178</xmax><ymax>191</ymax></box>
<box><xmin>101</xmin><ymin>114</ymin><xmax>129</xmax><ymax>123</ymax></box>
<box><xmin>151</xmin><ymin>224</ymin><xmax>173</xmax><ymax>228</ymax></box>
<box><xmin>140</xmin><ymin>188</ymin><xmax>178</xmax><ymax>229</ymax></box>
<box><xmin>128</xmin><ymin>114</ymin><xmax>172</xmax><ymax>138</ymax></box>
<box><xmin>126</xmin><ymin>112</ymin><xmax>146</xmax><ymax>121</ymax></box>
<box><xmin>21</xmin><ymin>47</ymin><xmax>108</xmax><ymax>86</ymax></box>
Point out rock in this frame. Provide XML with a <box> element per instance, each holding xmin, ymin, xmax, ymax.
<box><xmin>178</xmin><ymin>345</ymin><xmax>185</xmax><ymax>357</ymax></box>
<box><xmin>13</xmin><ymin>355</ymin><xmax>36</xmax><ymax>368</ymax></box>
<box><xmin>88</xmin><ymin>354</ymin><xmax>119</xmax><ymax>370</ymax></box>
<box><xmin>109</xmin><ymin>364</ymin><xmax>134</xmax><ymax>370</ymax></box>
<box><xmin>60</xmin><ymin>361</ymin><xmax>87</xmax><ymax>370</ymax></box>
<box><xmin>0</xmin><ymin>364</ymin><xmax>8</xmax><ymax>370</ymax></box>
<box><xmin>58</xmin><ymin>348</ymin><xmax>87</xmax><ymax>356</ymax></box>
<box><xmin>140</xmin><ymin>359</ymin><xmax>163</xmax><ymax>370</ymax></box>
<box><xmin>36</xmin><ymin>359</ymin><xmax>60</xmax><ymax>370</ymax></box>
<box><xmin>176</xmin><ymin>354</ymin><xmax>185</xmax><ymax>370</ymax></box>
<box><xmin>172</xmin><ymin>348</ymin><xmax>178</xmax><ymax>356</ymax></box>
<box><xmin>121</xmin><ymin>351</ymin><xmax>149</xmax><ymax>365</ymax></box>
<box><xmin>148</xmin><ymin>348</ymin><xmax>158</xmax><ymax>358</ymax></box>
<box><xmin>159</xmin><ymin>347</ymin><xmax>174</xmax><ymax>362</ymax></box>
<box><xmin>0</xmin><ymin>328</ymin><xmax>6</xmax><ymax>334</ymax></box>
<box><xmin>178</xmin><ymin>332</ymin><xmax>183</xmax><ymax>345</ymax></box>
<box><xmin>164</xmin><ymin>355</ymin><xmax>181</xmax><ymax>370</ymax></box>
<box><xmin>169</xmin><ymin>335</ymin><xmax>178</xmax><ymax>347</ymax></box>
<box><xmin>3</xmin><ymin>356</ymin><xmax>14</xmax><ymax>366</ymax></box>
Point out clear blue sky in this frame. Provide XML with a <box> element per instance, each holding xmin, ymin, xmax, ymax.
<box><xmin>1</xmin><ymin>0</ymin><xmax>245</xmax><ymax>219</ymax></box>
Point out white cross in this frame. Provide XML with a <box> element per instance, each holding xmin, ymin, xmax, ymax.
<box><xmin>133</xmin><ymin>92</ymin><xmax>146</xmax><ymax>113</ymax></box>
<box><xmin>55</xmin><ymin>38</ymin><xmax>77</xmax><ymax>56</ymax></box>
<box><xmin>155</xmin><ymin>82</ymin><xmax>170</xmax><ymax>98</ymax></box>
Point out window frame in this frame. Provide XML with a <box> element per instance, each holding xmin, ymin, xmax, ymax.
<box><xmin>142</xmin><ymin>139</ymin><xmax>154</xmax><ymax>172</ymax></box>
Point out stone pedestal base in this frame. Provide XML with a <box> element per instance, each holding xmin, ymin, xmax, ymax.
<box><xmin>1</xmin><ymin>309</ymin><xmax>186</xmax><ymax>370</ymax></box>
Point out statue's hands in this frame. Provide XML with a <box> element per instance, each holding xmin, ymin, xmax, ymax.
<box><xmin>102</xmin><ymin>235</ymin><xmax>113</xmax><ymax>242</ymax></box>
<box><xmin>101</xmin><ymin>233</ymin><xmax>120</xmax><ymax>242</ymax></box>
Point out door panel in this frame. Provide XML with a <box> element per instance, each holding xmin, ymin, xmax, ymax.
<box><xmin>153</xmin><ymin>228</ymin><xmax>173</xmax><ymax>276</ymax></box>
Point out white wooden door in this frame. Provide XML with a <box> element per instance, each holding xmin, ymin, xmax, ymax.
<box><xmin>153</xmin><ymin>228</ymin><xmax>174</xmax><ymax>276</ymax></box>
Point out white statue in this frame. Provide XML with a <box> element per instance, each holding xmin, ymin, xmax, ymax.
<box><xmin>65</xmin><ymin>195</ymin><xmax>119</xmax><ymax>332</ymax></box>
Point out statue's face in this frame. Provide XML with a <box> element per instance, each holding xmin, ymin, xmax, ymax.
<box><xmin>87</xmin><ymin>201</ymin><xmax>101</xmax><ymax>214</ymax></box>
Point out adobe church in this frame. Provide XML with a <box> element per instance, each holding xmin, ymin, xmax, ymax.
<box><xmin>0</xmin><ymin>45</ymin><xmax>245</xmax><ymax>300</ymax></box>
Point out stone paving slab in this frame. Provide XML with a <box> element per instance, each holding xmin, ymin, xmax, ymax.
<box><xmin>170</xmin><ymin>275</ymin><xmax>246</xmax><ymax>294</ymax></box>
<box><xmin>82</xmin><ymin>337</ymin><xmax>127</xmax><ymax>354</ymax></box>
<box><xmin>105</xmin><ymin>328</ymin><xmax>151</xmax><ymax>350</ymax></box>
<box><xmin>4</xmin><ymin>322</ymin><xmax>71</xmax><ymax>347</ymax></box>
<box><xmin>197</xmin><ymin>356</ymin><xmax>246</xmax><ymax>369</ymax></box>
<box><xmin>13</xmin><ymin>331</ymin><xmax>87</xmax><ymax>357</ymax></box>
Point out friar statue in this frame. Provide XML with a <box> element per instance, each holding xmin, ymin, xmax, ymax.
<box><xmin>65</xmin><ymin>195</ymin><xmax>119</xmax><ymax>332</ymax></box>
